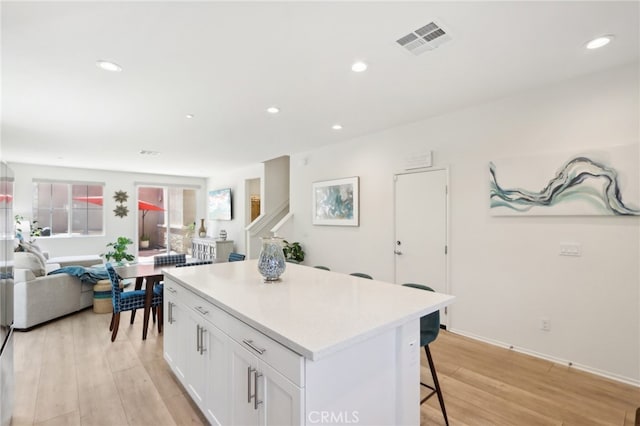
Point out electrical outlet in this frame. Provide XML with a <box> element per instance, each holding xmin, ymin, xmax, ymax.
<box><xmin>540</xmin><ymin>318</ymin><xmax>551</xmax><ymax>331</ymax></box>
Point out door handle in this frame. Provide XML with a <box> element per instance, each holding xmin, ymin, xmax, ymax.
<box><xmin>247</xmin><ymin>367</ymin><xmax>253</xmax><ymax>403</ymax></box>
<box><xmin>199</xmin><ymin>327</ymin><xmax>207</xmax><ymax>355</ymax></box>
<box><xmin>253</xmin><ymin>370</ymin><xmax>263</xmax><ymax>410</ymax></box>
<box><xmin>394</xmin><ymin>250</ymin><xmax>403</xmax><ymax>255</ymax></box>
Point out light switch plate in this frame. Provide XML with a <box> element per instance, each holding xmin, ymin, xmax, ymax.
<box><xmin>559</xmin><ymin>243</ymin><xmax>581</xmax><ymax>256</ymax></box>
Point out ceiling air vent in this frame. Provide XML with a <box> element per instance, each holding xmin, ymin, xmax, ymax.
<box><xmin>396</xmin><ymin>21</ymin><xmax>451</xmax><ymax>55</ymax></box>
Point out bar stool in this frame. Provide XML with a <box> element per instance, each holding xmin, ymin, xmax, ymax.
<box><xmin>349</xmin><ymin>272</ymin><xmax>373</xmax><ymax>279</ymax></box>
<box><xmin>402</xmin><ymin>283</ymin><xmax>448</xmax><ymax>426</ymax></box>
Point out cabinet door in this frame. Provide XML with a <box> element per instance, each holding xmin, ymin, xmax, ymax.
<box><xmin>203</xmin><ymin>322</ymin><xmax>229</xmax><ymax>426</ymax></box>
<box><xmin>259</xmin><ymin>361</ymin><xmax>303</xmax><ymax>426</ymax></box>
<box><xmin>185</xmin><ymin>314</ymin><xmax>207</xmax><ymax>407</ymax></box>
<box><xmin>163</xmin><ymin>295</ymin><xmax>187</xmax><ymax>382</ymax></box>
<box><xmin>229</xmin><ymin>339</ymin><xmax>260</xmax><ymax>426</ymax></box>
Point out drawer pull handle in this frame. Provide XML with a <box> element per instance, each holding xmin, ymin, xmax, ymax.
<box><xmin>167</xmin><ymin>287</ymin><xmax>177</xmax><ymax>294</ymax></box>
<box><xmin>242</xmin><ymin>339</ymin><xmax>266</xmax><ymax>355</ymax></box>
<box><xmin>195</xmin><ymin>306</ymin><xmax>209</xmax><ymax>315</ymax></box>
<box><xmin>196</xmin><ymin>324</ymin><xmax>201</xmax><ymax>352</ymax></box>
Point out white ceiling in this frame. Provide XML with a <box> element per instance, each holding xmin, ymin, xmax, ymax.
<box><xmin>2</xmin><ymin>1</ymin><xmax>638</xmax><ymax>177</ymax></box>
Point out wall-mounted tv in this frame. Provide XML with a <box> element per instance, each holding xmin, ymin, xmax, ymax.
<box><xmin>208</xmin><ymin>188</ymin><xmax>232</xmax><ymax>220</ymax></box>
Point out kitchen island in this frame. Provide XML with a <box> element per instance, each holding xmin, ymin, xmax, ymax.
<box><xmin>163</xmin><ymin>260</ymin><xmax>454</xmax><ymax>426</ymax></box>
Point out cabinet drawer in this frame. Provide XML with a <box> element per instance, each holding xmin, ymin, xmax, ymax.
<box><xmin>181</xmin><ymin>288</ymin><xmax>230</xmax><ymax>329</ymax></box>
<box><xmin>164</xmin><ymin>280</ymin><xmax>185</xmax><ymax>301</ymax></box>
<box><xmin>228</xmin><ymin>317</ymin><xmax>304</xmax><ymax>387</ymax></box>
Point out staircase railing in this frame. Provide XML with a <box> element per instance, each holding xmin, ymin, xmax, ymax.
<box><xmin>245</xmin><ymin>199</ymin><xmax>289</xmax><ymax>259</ymax></box>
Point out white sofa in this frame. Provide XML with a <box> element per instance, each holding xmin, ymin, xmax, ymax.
<box><xmin>13</xmin><ymin>252</ymin><xmax>103</xmax><ymax>329</ymax></box>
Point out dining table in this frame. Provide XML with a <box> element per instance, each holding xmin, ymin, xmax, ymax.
<box><xmin>114</xmin><ymin>260</ymin><xmax>218</xmax><ymax>339</ymax></box>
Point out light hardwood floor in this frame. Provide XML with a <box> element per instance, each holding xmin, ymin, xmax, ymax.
<box><xmin>12</xmin><ymin>309</ymin><xmax>639</xmax><ymax>426</ymax></box>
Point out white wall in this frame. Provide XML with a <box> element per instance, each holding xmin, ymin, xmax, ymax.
<box><xmin>207</xmin><ymin>163</ymin><xmax>263</xmax><ymax>255</ymax></box>
<box><xmin>288</xmin><ymin>63</ymin><xmax>640</xmax><ymax>384</ymax></box>
<box><xmin>9</xmin><ymin>163</ymin><xmax>206</xmax><ymax>258</ymax></box>
<box><xmin>263</xmin><ymin>155</ymin><xmax>290</xmax><ymax>212</ymax></box>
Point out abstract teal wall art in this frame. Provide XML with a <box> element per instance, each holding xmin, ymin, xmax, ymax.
<box><xmin>489</xmin><ymin>145</ymin><xmax>639</xmax><ymax>216</ymax></box>
<box><xmin>312</xmin><ymin>176</ymin><xmax>359</xmax><ymax>226</ymax></box>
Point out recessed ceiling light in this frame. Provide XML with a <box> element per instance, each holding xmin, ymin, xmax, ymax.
<box><xmin>266</xmin><ymin>106</ymin><xmax>280</xmax><ymax>114</ymax></box>
<box><xmin>332</xmin><ymin>124</ymin><xmax>343</xmax><ymax>130</ymax></box>
<box><xmin>351</xmin><ymin>61</ymin><xmax>368</xmax><ymax>73</ymax></box>
<box><xmin>586</xmin><ymin>35</ymin><xmax>614</xmax><ymax>50</ymax></box>
<box><xmin>186</xmin><ymin>114</ymin><xmax>194</xmax><ymax>119</ymax></box>
<box><xmin>96</xmin><ymin>60</ymin><xmax>122</xmax><ymax>72</ymax></box>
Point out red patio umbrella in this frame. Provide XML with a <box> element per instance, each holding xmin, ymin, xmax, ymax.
<box><xmin>72</xmin><ymin>196</ymin><xmax>164</xmax><ymax>212</ymax></box>
<box><xmin>73</xmin><ymin>195</ymin><xmax>103</xmax><ymax>205</ymax></box>
<box><xmin>138</xmin><ymin>200</ymin><xmax>165</xmax><ymax>240</ymax></box>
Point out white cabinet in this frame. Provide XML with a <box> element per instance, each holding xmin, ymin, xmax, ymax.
<box><xmin>163</xmin><ymin>285</ymin><xmax>186</xmax><ymax>382</ymax></box>
<box><xmin>163</xmin><ymin>261</ymin><xmax>448</xmax><ymax>426</ymax></box>
<box><xmin>163</xmin><ymin>281</ymin><xmax>229</xmax><ymax>425</ymax></box>
<box><xmin>163</xmin><ymin>277</ymin><xmax>302</xmax><ymax>426</ymax></box>
<box><xmin>228</xmin><ymin>339</ymin><xmax>302</xmax><ymax>426</ymax></box>
<box><xmin>204</xmin><ymin>324</ymin><xmax>229</xmax><ymax>425</ymax></box>
<box><xmin>229</xmin><ymin>339</ymin><xmax>259</xmax><ymax>426</ymax></box>
<box><xmin>191</xmin><ymin>238</ymin><xmax>234</xmax><ymax>262</ymax></box>
<box><xmin>184</xmin><ymin>313</ymin><xmax>207</xmax><ymax>406</ymax></box>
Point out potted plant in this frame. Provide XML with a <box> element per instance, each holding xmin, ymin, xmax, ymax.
<box><xmin>14</xmin><ymin>215</ymin><xmax>43</xmax><ymax>242</ymax></box>
<box><xmin>282</xmin><ymin>240</ymin><xmax>305</xmax><ymax>264</ymax></box>
<box><xmin>140</xmin><ymin>234</ymin><xmax>150</xmax><ymax>249</ymax></box>
<box><xmin>102</xmin><ymin>236</ymin><xmax>135</xmax><ymax>264</ymax></box>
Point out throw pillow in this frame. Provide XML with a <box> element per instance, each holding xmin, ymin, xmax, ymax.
<box><xmin>19</xmin><ymin>241</ymin><xmax>48</xmax><ymax>268</ymax></box>
<box><xmin>14</xmin><ymin>252</ymin><xmax>46</xmax><ymax>277</ymax></box>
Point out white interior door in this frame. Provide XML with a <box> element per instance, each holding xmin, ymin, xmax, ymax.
<box><xmin>394</xmin><ymin>169</ymin><xmax>448</xmax><ymax>324</ymax></box>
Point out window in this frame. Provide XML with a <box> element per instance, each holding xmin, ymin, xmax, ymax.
<box><xmin>33</xmin><ymin>181</ymin><xmax>104</xmax><ymax>236</ymax></box>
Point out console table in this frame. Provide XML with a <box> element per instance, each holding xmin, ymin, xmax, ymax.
<box><xmin>191</xmin><ymin>238</ymin><xmax>233</xmax><ymax>262</ymax></box>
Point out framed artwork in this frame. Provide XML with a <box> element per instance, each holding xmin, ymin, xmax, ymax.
<box><xmin>312</xmin><ymin>177</ymin><xmax>359</xmax><ymax>226</ymax></box>
<box><xmin>489</xmin><ymin>144</ymin><xmax>639</xmax><ymax>216</ymax></box>
<box><xmin>208</xmin><ymin>188</ymin><xmax>232</xmax><ymax>220</ymax></box>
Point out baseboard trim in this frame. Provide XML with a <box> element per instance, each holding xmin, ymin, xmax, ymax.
<box><xmin>447</xmin><ymin>328</ymin><xmax>640</xmax><ymax>388</ymax></box>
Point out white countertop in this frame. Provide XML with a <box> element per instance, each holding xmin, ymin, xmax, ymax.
<box><xmin>165</xmin><ymin>260</ymin><xmax>455</xmax><ymax>361</ymax></box>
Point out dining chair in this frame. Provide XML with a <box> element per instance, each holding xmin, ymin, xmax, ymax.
<box><xmin>314</xmin><ymin>265</ymin><xmax>330</xmax><ymax>271</ymax></box>
<box><xmin>153</xmin><ymin>260</ymin><xmax>214</xmax><ymax>326</ymax></box>
<box><xmin>402</xmin><ymin>283</ymin><xmax>448</xmax><ymax>426</ymax></box>
<box><xmin>350</xmin><ymin>272</ymin><xmax>373</xmax><ymax>279</ymax></box>
<box><xmin>176</xmin><ymin>260</ymin><xmax>213</xmax><ymax>267</ymax></box>
<box><xmin>147</xmin><ymin>253</ymin><xmax>187</xmax><ymax>324</ymax></box>
<box><xmin>154</xmin><ymin>253</ymin><xmax>187</xmax><ymax>266</ymax></box>
<box><xmin>127</xmin><ymin>254</ymin><xmax>187</xmax><ymax>326</ymax></box>
<box><xmin>228</xmin><ymin>252</ymin><xmax>246</xmax><ymax>262</ymax></box>
<box><xmin>106</xmin><ymin>263</ymin><xmax>163</xmax><ymax>342</ymax></box>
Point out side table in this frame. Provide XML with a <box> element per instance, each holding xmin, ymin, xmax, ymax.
<box><xmin>93</xmin><ymin>279</ymin><xmax>112</xmax><ymax>314</ymax></box>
